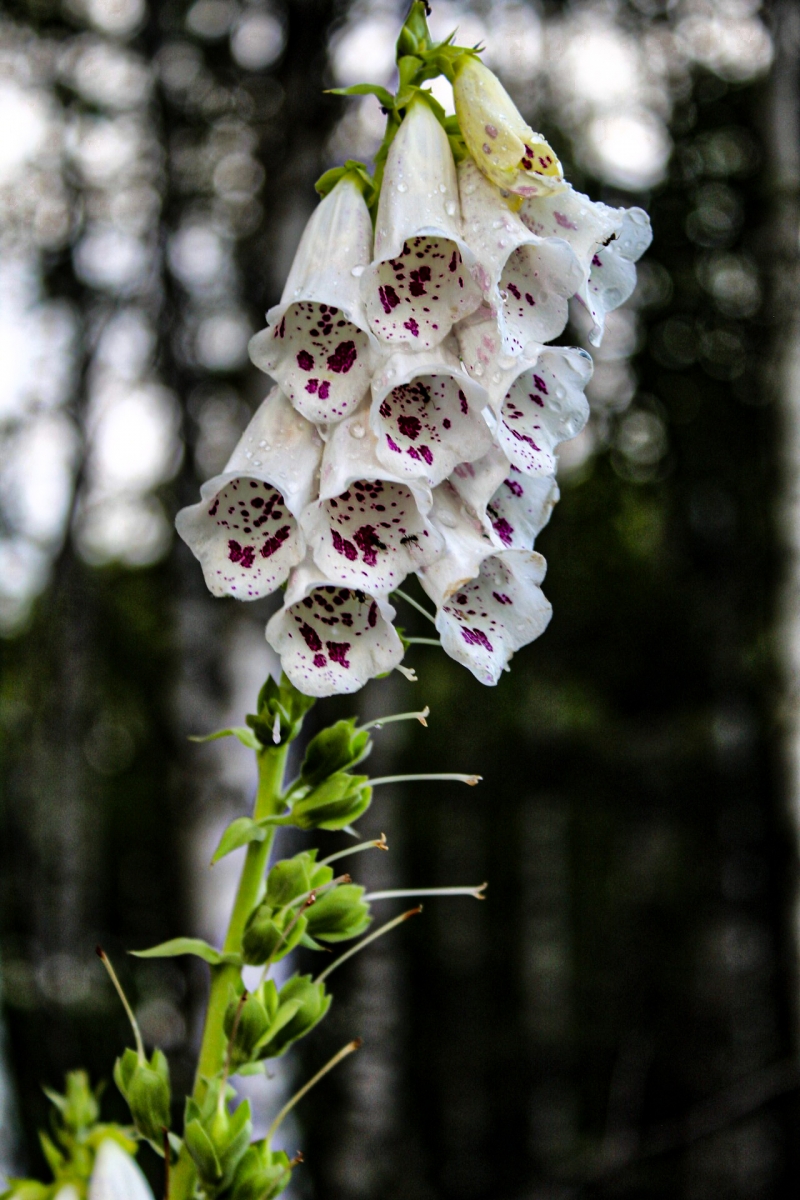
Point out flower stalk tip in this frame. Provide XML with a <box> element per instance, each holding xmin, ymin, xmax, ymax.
<box><xmin>96</xmin><ymin>947</ymin><xmax>145</xmax><ymax>1062</ymax></box>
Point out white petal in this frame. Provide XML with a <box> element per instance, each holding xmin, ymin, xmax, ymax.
<box><xmin>370</xmin><ymin>344</ymin><xmax>493</xmax><ymax>487</ymax></box>
<box><xmin>319</xmin><ymin>403</ymin><xmax>430</xmax><ymax>504</ymax></box>
<box><xmin>302</xmin><ymin>478</ymin><xmax>443</xmax><ymax>593</ymax></box>
<box><xmin>418</xmin><ymin>482</ymin><xmax>498</xmax><ymax>608</ymax></box>
<box><xmin>175</xmin><ymin>389</ymin><xmax>320</xmax><ymax>600</ymax></box>
<box><xmin>450</xmin><ymin>446</ymin><xmax>560</xmax><ymax>548</ymax></box>
<box><xmin>458</xmin><ymin>159</ymin><xmax>582</xmax><ymax>353</ymax></box>
<box><xmin>266</xmin><ymin>560</ymin><xmax>404</xmax><ymax>697</ymax></box>
<box><xmin>249</xmin><ymin>179</ymin><xmax>378</xmax><ymax>422</ymax></box>
<box><xmin>434</xmin><ymin>549</ymin><xmax>552</xmax><ymax>685</ymax></box>
<box><xmin>54</xmin><ymin>1189</ymin><xmax>81</xmax><ymax>1200</ymax></box>
<box><xmin>520</xmin><ymin>185</ymin><xmax>652</xmax><ymax>345</ymax></box>
<box><xmin>492</xmin><ymin>347</ymin><xmax>591</xmax><ymax>476</ymax></box>
<box><xmin>362</xmin><ymin>101</ymin><xmax>481</xmax><ymax>349</ymax></box>
<box><xmin>89</xmin><ymin>1140</ymin><xmax>155</xmax><ymax>1200</ymax></box>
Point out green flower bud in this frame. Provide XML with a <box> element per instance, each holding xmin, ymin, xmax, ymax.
<box><xmin>62</xmin><ymin>1070</ymin><xmax>100</xmax><ymax>1133</ymax></box>
<box><xmin>223</xmin><ymin>990</ymin><xmax>272</xmax><ymax>1070</ymax></box>
<box><xmin>305</xmin><ymin>884</ymin><xmax>371</xmax><ymax>943</ymax></box>
<box><xmin>230</xmin><ymin>1142</ymin><xmax>292</xmax><ymax>1200</ymax></box>
<box><xmin>184</xmin><ymin>1088</ymin><xmax>252</xmax><ymax>1193</ymax></box>
<box><xmin>255</xmin><ymin>975</ymin><xmax>330</xmax><ymax>1060</ymax></box>
<box><xmin>291</xmin><ymin>773</ymin><xmax>372</xmax><ymax>831</ymax></box>
<box><xmin>300</xmin><ymin>719</ymin><xmax>371</xmax><ymax>787</ymax></box>
<box><xmin>265</xmin><ymin>858</ymin><xmax>310</xmax><ymax>908</ymax></box>
<box><xmin>246</xmin><ymin>674</ymin><xmax>315</xmax><ymax>746</ymax></box>
<box><xmin>241</xmin><ymin>905</ymin><xmax>308</xmax><ymax>966</ymax></box>
<box><xmin>114</xmin><ymin>1048</ymin><xmax>170</xmax><ymax>1144</ymax></box>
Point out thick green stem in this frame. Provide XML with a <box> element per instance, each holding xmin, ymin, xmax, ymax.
<box><xmin>171</xmin><ymin>743</ymin><xmax>288</xmax><ymax>1200</ymax></box>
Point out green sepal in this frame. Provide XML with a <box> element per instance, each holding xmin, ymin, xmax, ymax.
<box><xmin>251</xmin><ymin>999</ymin><xmax>301</xmax><ymax>1058</ymax></box>
<box><xmin>241</xmin><ymin>907</ymin><xmax>307</xmax><ymax>966</ymax></box>
<box><xmin>37</xmin><ymin>1133</ymin><xmax>64</xmax><ymax>1178</ymax></box>
<box><xmin>290</xmin><ymin>773</ymin><xmax>372</xmax><ymax>831</ymax></box>
<box><xmin>246</xmin><ymin>674</ymin><xmax>315</xmax><ymax>747</ymax></box>
<box><xmin>124</xmin><ymin>1050</ymin><xmax>171</xmax><ymax>1145</ymax></box>
<box><xmin>254</xmin><ymin>975</ymin><xmax>330</xmax><ymax>1060</ymax></box>
<box><xmin>184</xmin><ymin>1118</ymin><xmax>222</xmax><ymax>1185</ymax></box>
<box><xmin>315</xmin><ymin>159</ymin><xmax>375</xmax><ymax>201</ymax></box>
<box><xmin>230</xmin><ymin>1142</ymin><xmax>292</xmax><ymax>1200</ymax></box>
<box><xmin>300</xmin><ymin>719</ymin><xmax>371</xmax><ymax>787</ymax></box>
<box><xmin>211</xmin><ymin>817</ymin><xmax>268</xmax><ymax>864</ymax></box>
<box><xmin>189</xmin><ymin>726</ymin><xmax>261</xmax><ymax>750</ymax></box>
<box><xmin>223</xmin><ymin>989</ymin><xmax>272</xmax><ymax>1070</ymax></box>
<box><xmin>396</xmin><ymin>1</ymin><xmax>433</xmax><ymax>58</ymax></box>
<box><xmin>131</xmin><ymin>938</ymin><xmax>240</xmax><ymax>966</ymax></box>
<box><xmin>265</xmin><ymin>857</ymin><xmax>311</xmax><ymax>907</ymax></box>
<box><xmin>113</xmin><ymin>1047</ymin><xmax>139</xmax><ymax>1100</ymax></box>
<box><xmin>327</xmin><ymin>83</ymin><xmax>394</xmax><ymax>107</ymax></box>
<box><xmin>305</xmin><ymin>884</ymin><xmax>372</xmax><ymax>943</ymax></box>
<box><xmin>0</xmin><ymin>1182</ymin><xmax>52</xmax><ymax>1199</ymax></box>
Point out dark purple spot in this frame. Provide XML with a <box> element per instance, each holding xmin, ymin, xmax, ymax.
<box><xmin>354</xmin><ymin>525</ymin><xmax>382</xmax><ymax>567</ymax></box>
<box><xmin>300</xmin><ymin>622</ymin><xmax>323</xmax><ymax>652</ymax></box>
<box><xmin>592</xmin><ymin>253</ymin><xmax>603</xmax><ymax>267</ymax></box>
<box><xmin>529</xmin><ymin>392</ymin><xmax>544</xmax><ymax>408</ymax></box>
<box><xmin>367</xmin><ymin>601</ymin><xmax>378</xmax><ymax>628</ymax></box>
<box><xmin>327</xmin><ymin>340</ymin><xmax>358</xmax><ymax>374</ymax></box>
<box><xmin>449</xmin><ymin>251</ymin><xmax>458</xmax><ymax>273</ymax></box>
<box><xmin>208</xmin><ymin>497</ymin><xmax>219</xmax><ymax>516</ymax></box>
<box><xmin>521</xmin><ymin>157</ymin><xmax>533</xmax><ymax>170</ymax></box>
<box><xmin>313</xmin><ymin>653</ymin><xmax>327</xmax><ymax>667</ymax></box>
<box><xmin>493</xmin><ymin>518</ymin><xmax>514</xmax><ymax>546</ymax></box>
<box><xmin>507</xmin><ymin>282</ymin><xmax>520</xmax><ymax>300</ymax></box>
<box><xmin>533</xmin><ymin>374</ymin><xmax>548</xmax><ymax>394</ymax></box>
<box><xmin>461</xmin><ymin>627</ymin><xmax>493</xmax><ymax>651</ymax></box>
<box><xmin>485</xmin><ymin>123</ymin><xmax>498</xmax><ymax>139</ymax></box>
<box><xmin>386</xmin><ymin>435</ymin><xmax>401</xmax><ymax>453</ymax></box>
<box><xmin>404</xmin><ymin>317</ymin><xmax>420</xmax><ymax>337</ymax></box>
<box><xmin>419</xmin><ymin>445</ymin><xmax>433</xmax><ymax>465</ymax></box>
<box><xmin>305</xmin><ymin>378</ymin><xmax>319</xmax><ymax>394</ymax></box>
<box><xmin>261</xmin><ymin>526</ymin><xmax>291</xmax><ymax>558</ymax></box>
<box><xmin>228</xmin><ymin>540</ymin><xmax>255</xmax><ymax>568</ymax></box>
<box><xmin>297</xmin><ymin>350</ymin><xmax>314</xmax><ymax>370</ymax></box>
<box><xmin>397</xmin><ymin>415</ymin><xmax>421</xmax><ymax>441</ymax></box>
<box><xmin>493</xmin><ymin>592</ymin><xmax>512</xmax><ymax>605</ymax></box>
<box><xmin>525</xmin><ymin>292</ymin><xmax>535</xmax><ymax>306</ymax></box>
<box><xmin>331</xmin><ymin>529</ymin><xmax>358</xmax><ymax>561</ymax></box>
<box><xmin>378</xmin><ymin>285</ymin><xmax>400</xmax><ymax>314</ymax></box>
<box><xmin>318</xmin><ymin>381</ymin><xmax>330</xmax><ymax>399</ymax></box>
<box><xmin>326</xmin><ymin>641</ymin><xmax>351</xmax><ymax>667</ymax></box>
<box><xmin>459</xmin><ymin>389</ymin><xmax>469</xmax><ymax>414</ymax></box>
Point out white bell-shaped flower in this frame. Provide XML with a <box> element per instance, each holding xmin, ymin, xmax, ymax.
<box><xmin>249</xmin><ymin>177</ymin><xmax>379</xmax><ymax>422</ymax></box>
<box><xmin>458</xmin><ymin>159</ymin><xmax>582</xmax><ymax>355</ymax></box>
<box><xmin>370</xmin><ymin>343</ymin><xmax>493</xmax><ymax>487</ymax></box>
<box><xmin>361</xmin><ymin>98</ymin><xmax>481</xmax><ymax>350</ymax></box>
<box><xmin>176</xmin><ymin>388</ymin><xmax>321</xmax><ymax>599</ymax></box>
<box><xmin>429</xmin><ymin>548</ymin><xmax>552</xmax><ymax>685</ymax></box>
<box><xmin>458</xmin><ymin>321</ymin><xmax>592</xmax><ymax>475</ymax></box>
<box><xmin>418</xmin><ymin>481</ymin><xmax>499</xmax><ymax>606</ymax></box>
<box><xmin>450</xmin><ymin>447</ymin><xmax>559</xmax><ymax>549</ymax></box>
<box><xmin>302</xmin><ymin>423</ymin><xmax>443</xmax><ymax>591</ymax></box>
<box><xmin>520</xmin><ymin>184</ymin><xmax>652</xmax><ymax>346</ymax></box>
<box><xmin>266</xmin><ymin>558</ymin><xmax>404</xmax><ymax>697</ymax></box>
<box><xmin>88</xmin><ymin>1140</ymin><xmax>155</xmax><ymax>1200</ymax></box>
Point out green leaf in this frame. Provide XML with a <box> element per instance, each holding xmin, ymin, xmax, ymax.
<box><xmin>328</xmin><ymin>83</ymin><xmax>395</xmax><ymax>108</ymax></box>
<box><xmin>211</xmin><ymin>817</ymin><xmax>267</xmax><ymax>864</ymax></box>
<box><xmin>189</xmin><ymin>726</ymin><xmax>260</xmax><ymax>750</ymax></box>
<box><xmin>235</xmin><ymin>1061</ymin><xmax>265</xmax><ymax>1078</ymax></box>
<box><xmin>131</xmin><ymin>939</ymin><xmax>239</xmax><ymax>966</ymax></box>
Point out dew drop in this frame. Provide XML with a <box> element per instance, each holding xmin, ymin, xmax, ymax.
<box><xmin>253</xmin><ymin>459</ymin><xmax>262</xmax><ymax>467</ymax></box>
<box><xmin>439</xmin><ymin>183</ymin><xmax>447</xmax><ymax>193</ymax></box>
<box><xmin>351</xmin><ymin>265</ymin><xmax>365</xmax><ymax>278</ymax></box>
<box><xmin>350</xmin><ymin>422</ymin><xmax>366</xmax><ymax>439</ymax></box>
<box><xmin>555</xmin><ymin>385</ymin><xmax>566</xmax><ymax>399</ymax></box>
<box><xmin>473</xmin><ymin>364</ymin><xmax>485</xmax><ymax>377</ymax></box>
<box><xmin>492</xmin><ymin>219</ymin><xmax>503</xmax><ymax>229</ymax></box>
<box><xmin>445</xmin><ymin>200</ymin><xmax>457</xmax><ymax>216</ymax></box>
<box><xmin>397</xmin><ymin>182</ymin><xmax>408</xmax><ymax>193</ymax></box>
<box><xmin>244</xmin><ymin>450</ymin><xmax>253</xmax><ymax>459</ymax></box>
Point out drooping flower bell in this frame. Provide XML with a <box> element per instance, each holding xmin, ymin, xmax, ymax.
<box><xmin>361</xmin><ymin>97</ymin><xmax>482</xmax><ymax>350</ymax></box>
<box><xmin>453</xmin><ymin>55</ymin><xmax>564</xmax><ymax>199</ymax></box>
<box><xmin>450</xmin><ymin>447</ymin><xmax>560</xmax><ymax>551</ymax></box>
<box><xmin>176</xmin><ymin>388</ymin><xmax>321</xmax><ymax>599</ymax></box>
<box><xmin>87</xmin><ymin>1140</ymin><xmax>154</xmax><ymax>1200</ymax></box>
<box><xmin>249</xmin><ymin>175</ymin><xmax>379</xmax><ymax>422</ymax></box>
<box><xmin>265</xmin><ymin>559</ymin><xmax>404</xmax><ymax>697</ymax></box>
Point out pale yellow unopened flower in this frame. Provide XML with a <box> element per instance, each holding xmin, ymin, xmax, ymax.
<box><xmin>453</xmin><ymin>55</ymin><xmax>564</xmax><ymax>199</ymax></box>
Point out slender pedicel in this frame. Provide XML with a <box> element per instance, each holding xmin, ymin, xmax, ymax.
<box><xmin>357</xmin><ymin>706</ymin><xmax>430</xmax><ymax>733</ymax></box>
<box><xmin>364</xmin><ymin>883</ymin><xmax>487</xmax><ymax>901</ymax></box>
<box><xmin>96</xmin><ymin>946</ymin><xmax>145</xmax><ymax>1060</ymax></box>
<box><xmin>315</xmin><ymin>907</ymin><xmax>422</xmax><ymax>984</ymax></box>
<box><xmin>368</xmin><ymin>773</ymin><xmax>482</xmax><ymax>787</ymax></box>
<box><xmin>405</xmin><ymin>637</ymin><xmax>441</xmax><ymax>647</ymax></box>
<box><xmin>266</xmin><ymin>1039</ymin><xmax>362</xmax><ymax>1142</ymax></box>
<box><xmin>393</xmin><ymin>588</ymin><xmax>438</xmax><ymax>626</ymax></box>
<box><xmin>319</xmin><ymin>835</ymin><xmax>389</xmax><ymax>866</ymax></box>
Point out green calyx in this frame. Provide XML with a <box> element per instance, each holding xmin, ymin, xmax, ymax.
<box><xmin>184</xmin><ymin>1082</ymin><xmax>253</xmax><ymax>1195</ymax></box>
<box><xmin>301</xmin><ymin>718</ymin><xmax>371</xmax><ymax>786</ymax></box>
<box><xmin>229</xmin><ymin>1142</ymin><xmax>293</xmax><ymax>1200</ymax></box>
<box><xmin>113</xmin><ymin>1046</ymin><xmax>171</xmax><ymax>1148</ymax></box>
<box><xmin>245</xmin><ymin>674</ymin><xmax>315</xmax><ymax>748</ymax></box>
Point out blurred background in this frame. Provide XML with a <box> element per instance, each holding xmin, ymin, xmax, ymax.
<box><xmin>1</xmin><ymin>0</ymin><xmax>799</xmax><ymax>1195</ymax></box>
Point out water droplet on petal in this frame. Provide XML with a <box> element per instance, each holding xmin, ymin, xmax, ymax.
<box><xmin>439</xmin><ymin>183</ymin><xmax>447</xmax><ymax>193</ymax></box>
<box><xmin>350</xmin><ymin>422</ymin><xmax>366</xmax><ymax>439</ymax></box>
<box><xmin>397</xmin><ymin>182</ymin><xmax>408</xmax><ymax>193</ymax></box>
<box><xmin>253</xmin><ymin>459</ymin><xmax>262</xmax><ymax>467</ymax></box>
<box><xmin>555</xmin><ymin>385</ymin><xmax>566</xmax><ymax>399</ymax></box>
<box><xmin>473</xmin><ymin>364</ymin><xmax>485</xmax><ymax>377</ymax></box>
<box><xmin>445</xmin><ymin>200</ymin><xmax>457</xmax><ymax>216</ymax></box>
<box><xmin>351</xmin><ymin>265</ymin><xmax>365</xmax><ymax>277</ymax></box>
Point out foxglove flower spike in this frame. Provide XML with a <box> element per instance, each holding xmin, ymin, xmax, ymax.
<box><xmin>249</xmin><ymin>177</ymin><xmax>379</xmax><ymax>422</ymax></box>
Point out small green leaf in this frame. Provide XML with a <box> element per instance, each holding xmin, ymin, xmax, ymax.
<box><xmin>235</xmin><ymin>1061</ymin><xmax>265</xmax><ymax>1077</ymax></box>
<box><xmin>328</xmin><ymin>83</ymin><xmax>395</xmax><ymax>108</ymax></box>
<box><xmin>131</xmin><ymin>939</ymin><xmax>239</xmax><ymax>966</ymax></box>
<box><xmin>189</xmin><ymin>726</ymin><xmax>260</xmax><ymax>750</ymax></box>
<box><xmin>211</xmin><ymin>817</ymin><xmax>267</xmax><ymax>864</ymax></box>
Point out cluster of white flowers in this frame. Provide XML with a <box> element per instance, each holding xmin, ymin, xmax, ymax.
<box><xmin>177</xmin><ymin>62</ymin><xmax>651</xmax><ymax>697</ymax></box>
